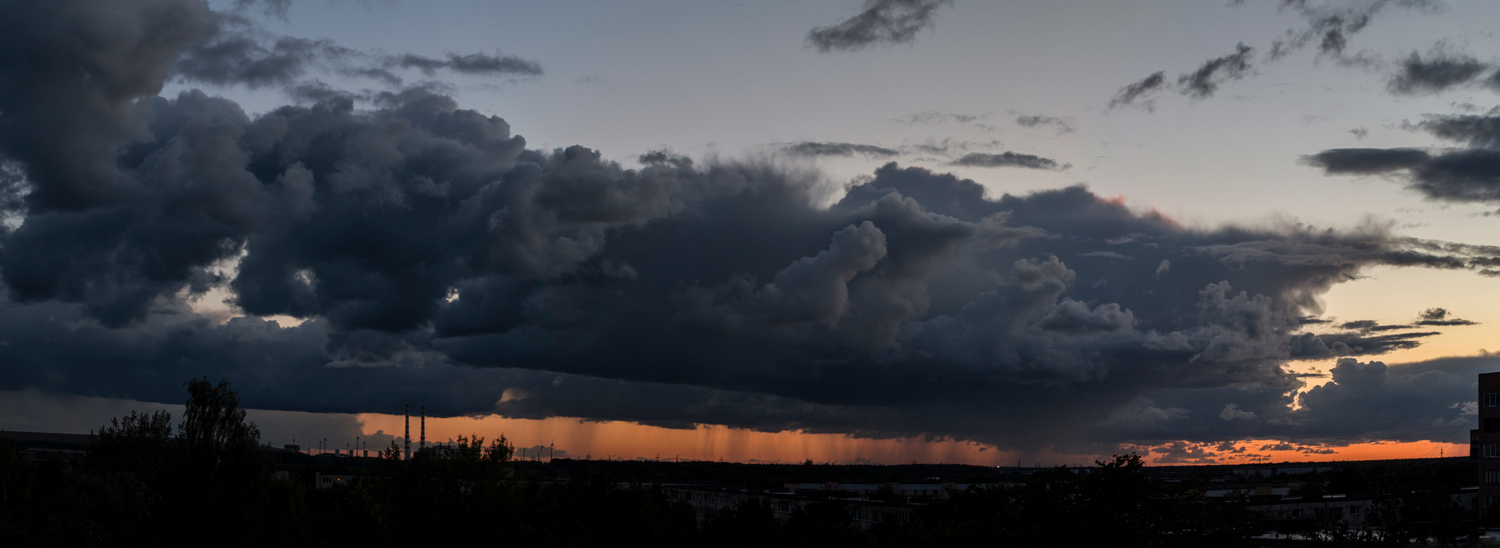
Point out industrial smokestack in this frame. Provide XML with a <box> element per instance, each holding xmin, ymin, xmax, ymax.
<box><xmin>404</xmin><ymin>403</ymin><xmax>411</xmax><ymax>461</ymax></box>
<box><xmin>420</xmin><ymin>405</ymin><xmax>426</xmax><ymax>452</ymax></box>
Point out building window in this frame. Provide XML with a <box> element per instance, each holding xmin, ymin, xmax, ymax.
<box><xmin>1290</xmin><ymin>509</ymin><xmax>1302</xmax><ymax>518</ymax></box>
<box><xmin>1487</xmin><ymin>393</ymin><xmax>1499</xmax><ymax>407</ymax></box>
<box><xmin>1488</xmin><ymin>445</ymin><xmax>1500</xmax><ymax>458</ymax></box>
<box><xmin>1488</xmin><ymin>470</ymin><xmax>1500</xmax><ymax>484</ymax></box>
<box><xmin>1488</xmin><ymin>495</ymin><xmax>1500</xmax><ymax>509</ymax></box>
<box><xmin>1349</xmin><ymin>505</ymin><xmax>1361</xmax><ymax>516</ymax></box>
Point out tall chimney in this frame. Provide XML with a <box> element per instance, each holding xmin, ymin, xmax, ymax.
<box><xmin>404</xmin><ymin>403</ymin><xmax>411</xmax><ymax>461</ymax></box>
<box><xmin>420</xmin><ymin>405</ymin><xmax>426</xmax><ymax>452</ymax></box>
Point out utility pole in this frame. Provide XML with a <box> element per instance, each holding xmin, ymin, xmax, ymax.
<box><xmin>404</xmin><ymin>404</ymin><xmax>410</xmax><ymax>461</ymax></box>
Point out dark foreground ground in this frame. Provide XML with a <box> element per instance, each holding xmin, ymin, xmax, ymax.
<box><xmin>1</xmin><ymin>381</ymin><xmax>1489</xmax><ymax>547</ymax></box>
<box><xmin>3</xmin><ymin>428</ymin><xmax>1490</xmax><ymax>547</ymax></box>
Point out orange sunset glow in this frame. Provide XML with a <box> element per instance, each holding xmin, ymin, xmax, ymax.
<box><xmin>356</xmin><ymin>412</ymin><xmax>1475</xmax><ymax>467</ymax></box>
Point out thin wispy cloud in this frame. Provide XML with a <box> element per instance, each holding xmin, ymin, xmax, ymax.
<box><xmin>807</xmin><ymin>0</ymin><xmax>953</xmax><ymax>53</ymax></box>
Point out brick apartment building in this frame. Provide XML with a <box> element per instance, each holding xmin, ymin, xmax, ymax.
<box><xmin>1477</xmin><ymin>372</ymin><xmax>1500</xmax><ymax>517</ymax></box>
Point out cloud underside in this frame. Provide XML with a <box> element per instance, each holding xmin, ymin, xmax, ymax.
<box><xmin>1</xmin><ymin>0</ymin><xmax>1497</xmax><ymax>454</ymax></box>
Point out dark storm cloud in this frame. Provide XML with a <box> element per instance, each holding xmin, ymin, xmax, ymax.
<box><xmin>1304</xmin><ymin>148</ymin><xmax>1430</xmax><ymax>174</ymax></box>
<box><xmin>1406</xmin><ymin>150</ymin><xmax>1500</xmax><ymax>202</ymax></box>
<box><xmin>1108</xmin><ymin>72</ymin><xmax>1166</xmax><ymax>110</ymax></box>
<box><xmin>1388</xmin><ymin>52</ymin><xmax>1490</xmax><ymax>95</ymax></box>
<box><xmin>1178</xmin><ymin>44</ymin><xmax>1255</xmax><ymax>99</ymax></box>
<box><xmin>1417</xmin><ymin>114</ymin><xmax>1500</xmax><ymax>149</ymax></box>
<box><xmin>175</xmin><ymin>19</ymin><xmax>361</xmax><ymax>89</ymax></box>
<box><xmin>1286</xmin><ymin>356</ymin><xmax>1486</xmax><ymax>443</ymax></box>
<box><xmin>951</xmin><ymin>152</ymin><xmax>1063</xmax><ymax>170</ymax></box>
<box><xmin>637</xmin><ymin>150</ymin><xmax>694</xmax><ymax>168</ymax></box>
<box><xmin>807</xmin><ymin>0</ymin><xmax>952</xmax><ymax>53</ymax></box>
<box><xmin>783</xmin><ymin>142</ymin><xmax>899</xmax><ymax>158</ymax></box>
<box><xmin>5</xmin><ymin>0</ymin><xmax>1500</xmax><ymax>454</ymax></box>
<box><xmin>233</xmin><ymin>0</ymin><xmax>291</xmax><ymax>19</ymax></box>
<box><xmin>1306</xmin><ymin>146</ymin><xmax>1500</xmax><ymax>204</ymax></box>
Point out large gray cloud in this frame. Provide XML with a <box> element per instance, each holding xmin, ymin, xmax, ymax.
<box><xmin>807</xmin><ymin>0</ymin><xmax>952</xmax><ymax>53</ymax></box>
<box><xmin>3</xmin><ymin>0</ymin><xmax>1499</xmax><ymax>456</ymax></box>
<box><xmin>1305</xmin><ymin>113</ymin><xmax>1500</xmax><ymax>203</ymax></box>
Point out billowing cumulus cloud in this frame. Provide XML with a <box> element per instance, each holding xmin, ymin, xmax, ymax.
<box><xmin>1220</xmin><ymin>404</ymin><xmax>1257</xmax><ymax>420</ymax></box>
<box><xmin>807</xmin><ymin>0</ymin><xmax>953</xmax><ymax>53</ymax></box>
<box><xmin>3</xmin><ymin>0</ymin><xmax>1500</xmax><ymax>456</ymax></box>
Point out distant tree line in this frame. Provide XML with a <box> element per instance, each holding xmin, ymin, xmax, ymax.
<box><xmin>0</xmin><ymin>379</ymin><xmax>1485</xmax><ymax>547</ymax></box>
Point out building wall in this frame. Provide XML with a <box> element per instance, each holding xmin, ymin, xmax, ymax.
<box><xmin>1479</xmin><ymin>372</ymin><xmax>1500</xmax><ymax>517</ymax></box>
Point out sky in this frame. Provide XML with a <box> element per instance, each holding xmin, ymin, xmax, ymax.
<box><xmin>4</xmin><ymin>0</ymin><xmax>1500</xmax><ymax>466</ymax></box>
